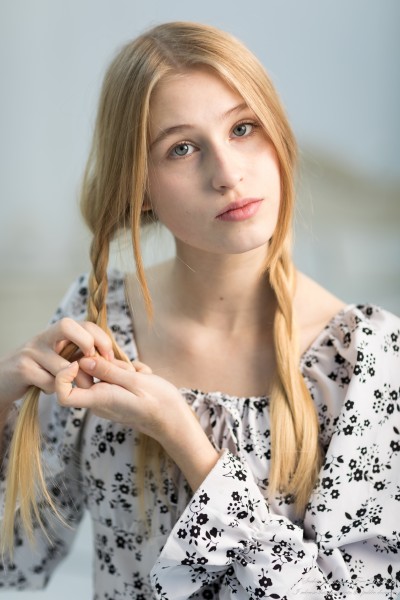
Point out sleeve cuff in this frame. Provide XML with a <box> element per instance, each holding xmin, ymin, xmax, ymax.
<box><xmin>150</xmin><ymin>449</ymin><xmax>318</xmax><ymax>598</ymax></box>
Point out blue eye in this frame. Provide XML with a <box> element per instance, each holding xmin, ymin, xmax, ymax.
<box><xmin>232</xmin><ymin>122</ymin><xmax>253</xmax><ymax>137</ymax></box>
<box><xmin>171</xmin><ymin>142</ymin><xmax>195</xmax><ymax>158</ymax></box>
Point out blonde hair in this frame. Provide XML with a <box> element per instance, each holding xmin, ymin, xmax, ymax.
<box><xmin>2</xmin><ymin>21</ymin><xmax>321</xmax><ymax>555</ymax></box>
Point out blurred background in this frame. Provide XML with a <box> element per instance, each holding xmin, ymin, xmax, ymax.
<box><xmin>1</xmin><ymin>0</ymin><xmax>399</xmax><ymax>597</ymax></box>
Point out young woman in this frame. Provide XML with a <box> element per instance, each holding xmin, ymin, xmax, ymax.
<box><xmin>1</xmin><ymin>21</ymin><xmax>399</xmax><ymax>599</ymax></box>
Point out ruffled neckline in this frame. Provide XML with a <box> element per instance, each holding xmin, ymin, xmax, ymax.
<box><xmin>177</xmin><ymin>304</ymin><xmax>356</xmax><ymax>402</ymax></box>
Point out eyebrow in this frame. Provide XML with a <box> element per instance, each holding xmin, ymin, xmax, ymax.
<box><xmin>149</xmin><ymin>101</ymin><xmax>249</xmax><ymax>149</ymax></box>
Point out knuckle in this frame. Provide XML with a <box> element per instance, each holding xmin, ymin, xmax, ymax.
<box><xmin>84</xmin><ymin>322</ymin><xmax>112</xmax><ymax>347</ymax></box>
<box><xmin>60</xmin><ymin>318</ymin><xmax>94</xmax><ymax>350</ymax></box>
<box><xmin>57</xmin><ymin>394</ymin><xmax>69</xmax><ymax>406</ymax></box>
<box><xmin>22</xmin><ymin>336</ymin><xmax>40</xmax><ymax>354</ymax></box>
<box><xmin>103</xmin><ymin>363</ymin><xmax>114</xmax><ymax>378</ymax></box>
<box><xmin>58</xmin><ymin>317</ymin><xmax>75</xmax><ymax>332</ymax></box>
<box><xmin>16</xmin><ymin>349</ymin><xmax>34</xmax><ymax>379</ymax></box>
<box><xmin>42</xmin><ymin>382</ymin><xmax>55</xmax><ymax>395</ymax></box>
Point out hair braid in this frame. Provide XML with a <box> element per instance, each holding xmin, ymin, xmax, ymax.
<box><xmin>268</xmin><ymin>247</ymin><xmax>322</xmax><ymax>513</ymax></box>
<box><xmin>86</xmin><ymin>234</ymin><xmax>127</xmax><ymax>357</ymax></box>
<box><xmin>86</xmin><ymin>231</ymin><xmax>164</xmax><ymax>505</ymax></box>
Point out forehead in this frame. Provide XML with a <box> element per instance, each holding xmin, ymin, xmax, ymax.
<box><xmin>148</xmin><ymin>68</ymin><xmax>246</xmax><ymax>133</ymax></box>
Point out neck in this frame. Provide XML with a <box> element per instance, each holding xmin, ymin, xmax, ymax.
<box><xmin>160</xmin><ymin>242</ymin><xmax>276</xmax><ymax>334</ymax></box>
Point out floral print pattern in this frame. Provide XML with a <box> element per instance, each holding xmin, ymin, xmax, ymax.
<box><xmin>1</xmin><ymin>270</ymin><xmax>399</xmax><ymax>598</ymax></box>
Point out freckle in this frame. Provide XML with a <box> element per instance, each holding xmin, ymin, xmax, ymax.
<box><xmin>219</xmin><ymin>297</ymin><xmax>224</xmax><ymax>301</ymax></box>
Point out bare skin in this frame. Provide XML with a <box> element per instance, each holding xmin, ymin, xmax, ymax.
<box><xmin>0</xmin><ymin>68</ymin><xmax>346</xmax><ymax>492</ymax></box>
<box><xmin>125</xmin><ymin>261</ymin><xmax>345</xmax><ymax>398</ymax></box>
<box><xmin>0</xmin><ymin>265</ymin><xmax>344</xmax><ymax>491</ymax></box>
<box><xmin>0</xmin><ymin>319</ymin><xmax>114</xmax><ymax>457</ymax></box>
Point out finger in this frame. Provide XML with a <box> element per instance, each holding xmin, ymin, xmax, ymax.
<box><xmin>110</xmin><ymin>358</ymin><xmax>136</xmax><ymax>371</ymax></box>
<box><xmin>131</xmin><ymin>360</ymin><xmax>152</xmax><ymax>374</ymax></box>
<box><xmin>46</xmin><ymin>318</ymin><xmax>113</xmax><ymax>360</ymax></box>
<box><xmin>18</xmin><ymin>347</ymin><xmax>70</xmax><ymax>388</ymax></box>
<box><xmin>47</xmin><ymin>318</ymin><xmax>96</xmax><ymax>356</ymax></box>
<box><xmin>56</xmin><ymin>379</ymin><xmax>122</xmax><ymax>410</ymax></box>
<box><xmin>79</xmin><ymin>356</ymin><xmax>136</xmax><ymax>389</ymax></box>
<box><xmin>31</xmin><ymin>368</ymin><xmax>57</xmax><ymax>395</ymax></box>
<box><xmin>79</xmin><ymin>322</ymin><xmax>115</xmax><ymax>359</ymax></box>
<box><xmin>74</xmin><ymin>368</ymin><xmax>93</xmax><ymax>389</ymax></box>
<box><xmin>55</xmin><ymin>361</ymin><xmax>80</xmax><ymax>404</ymax></box>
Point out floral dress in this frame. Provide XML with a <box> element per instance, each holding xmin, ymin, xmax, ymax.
<box><xmin>1</xmin><ymin>270</ymin><xmax>399</xmax><ymax>599</ymax></box>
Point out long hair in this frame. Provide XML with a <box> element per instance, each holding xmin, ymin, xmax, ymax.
<box><xmin>2</xmin><ymin>21</ymin><xmax>321</xmax><ymax>554</ymax></box>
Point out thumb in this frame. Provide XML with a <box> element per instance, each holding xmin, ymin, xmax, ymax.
<box><xmin>55</xmin><ymin>361</ymin><xmax>79</xmax><ymax>404</ymax></box>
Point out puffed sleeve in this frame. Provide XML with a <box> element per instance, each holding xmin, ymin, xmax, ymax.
<box><xmin>150</xmin><ymin>305</ymin><xmax>400</xmax><ymax>599</ymax></box>
<box><xmin>0</xmin><ymin>274</ymin><xmax>90</xmax><ymax>590</ymax></box>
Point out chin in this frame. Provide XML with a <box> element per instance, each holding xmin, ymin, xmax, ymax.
<box><xmin>211</xmin><ymin>239</ymin><xmax>271</xmax><ymax>258</ymax></box>
<box><xmin>174</xmin><ymin>226</ymin><xmax>275</xmax><ymax>258</ymax></box>
<box><xmin>218</xmin><ymin>230</ymin><xmax>275</xmax><ymax>255</ymax></box>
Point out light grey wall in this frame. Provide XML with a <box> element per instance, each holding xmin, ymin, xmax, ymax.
<box><xmin>0</xmin><ymin>0</ymin><xmax>399</xmax><ymax>282</ymax></box>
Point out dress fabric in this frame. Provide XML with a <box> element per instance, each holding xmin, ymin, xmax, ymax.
<box><xmin>1</xmin><ymin>270</ymin><xmax>400</xmax><ymax>599</ymax></box>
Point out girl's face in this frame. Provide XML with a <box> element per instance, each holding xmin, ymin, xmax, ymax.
<box><xmin>147</xmin><ymin>68</ymin><xmax>281</xmax><ymax>258</ymax></box>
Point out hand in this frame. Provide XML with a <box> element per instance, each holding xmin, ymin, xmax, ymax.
<box><xmin>0</xmin><ymin>318</ymin><xmax>114</xmax><ymax>408</ymax></box>
<box><xmin>56</xmin><ymin>356</ymin><xmax>220</xmax><ymax>490</ymax></box>
<box><xmin>56</xmin><ymin>355</ymin><xmax>192</xmax><ymax>441</ymax></box>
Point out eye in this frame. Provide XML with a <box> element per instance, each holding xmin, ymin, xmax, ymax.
<box><xmin>232</xmin><ymin>122</ymin><xmax>254</xmax><ymax>137</ymax></box>
<box><xmin>170</xmin><ymin>142</ymin><xmax>196</xmax><ymax>158</ymax></box>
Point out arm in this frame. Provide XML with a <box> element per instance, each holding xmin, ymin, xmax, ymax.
<box><xmin>0</xmin><ymin>318</ymin><xmax>114</xmax><ymax>451</ymax></box>
<box><xmin>52</xmin><ymin>305</ymin><xmax>400</xmax><ymax>599</ymax></box>
<box><xmin>0</xmin><ymin>351</ymin><xmax>33</xmax><ymax>457</ymax></box>
<box><xmin>56</xmin><ymin>355</ymin><xmax>220</xmax><ymax>491</ymax></box>
<box><xmin>148</xmin><ymin>307</ymin><xmax>400</xmax><ymax>599</ymax></box>
<box><xmin>55</xmin><ymin>357</ymin><xmax>399</xmax><ymax>599</ymax></box>
<box><xmin>0</xmin><ymin>278</ymin><xmax>114</xmax><ymax>589</ymax></box>
<box><xmin>150</xmin><ymin>448</ymin><xmax>400</xmax><ymax>599</ymax></box>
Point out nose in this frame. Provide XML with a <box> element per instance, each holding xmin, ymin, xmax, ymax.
<box><xmin>210</xmin><ymin>147</ymin><xmax>243</xmax><ymax>194</ymax></box>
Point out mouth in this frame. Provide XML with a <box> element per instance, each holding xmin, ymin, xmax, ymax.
<box><xmin>216</xmin><ymin>198</ymin><xmax>263</xmax><ymax>221</ymax></box>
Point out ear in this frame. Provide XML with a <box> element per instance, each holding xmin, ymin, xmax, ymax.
<box><xmin>141</xmin><ymin>194</ymin><xmax>152</xmax><ymax>212</ymax></box>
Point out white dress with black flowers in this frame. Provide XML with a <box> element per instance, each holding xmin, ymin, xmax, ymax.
<box><xmin>1</xmin><ymin>271</ymin><xmax>399</xmax><ymax>599</ymax></box>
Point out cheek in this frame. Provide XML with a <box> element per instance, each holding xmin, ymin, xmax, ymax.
<box><xmin>148</xmin><ymin>164</ymin><xmax>185</xmax><ymax>195</ymax></box>
<box><xmin>147</xmin><ymin>169</ymin><xmax>174</xmax><ymax>213</ymax></box>
<box><xmin>147</xmin><ymin>172</ymin><xmax>189</xmax><ymax>228</ymax></box>
<box><xmin>259</xmin><ymin>148</ymin><xmax>281</xmax><ymax>196</ymax></box>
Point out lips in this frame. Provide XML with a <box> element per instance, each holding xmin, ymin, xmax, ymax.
<box><xmin>216</xmin><ymin>198</ymin><xmax>263</xmax><ymax>220</ymax></box>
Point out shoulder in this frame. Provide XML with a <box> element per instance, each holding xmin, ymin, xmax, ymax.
<box><xmin>295</xmin><ymin>272</ymin><xmax>347</xmax><ymax>355</ymax></box>
<box><xmin>297</xmin><ymin>272</ymin><xmax>400</xmax><ymax>438</ymax></box>
<box><xmin>295</xmin><ymin>271</ymin><xmax>400</xmax><ymax>359</ymax></box>
<box><xmin>306</xmin><ymin>305</ymin><xmax>400</xmax><ymax>548</ymax></box>
<box><xmin>321</xmin><ymin>303</ymin><xmax>400</xmax><ymax>369</ymax></box>
<box><xmin>303</xmin><ymin>300</ymin><xmax>400</xmax><ymax>388</ymax></box>
<box><xmin>302</xmin><ymin>302</ymin><xmax>399</xmax><ymax>445</ymax></box>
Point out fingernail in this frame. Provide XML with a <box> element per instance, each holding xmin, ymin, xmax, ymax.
<box><xmin>108</xmin><ymin>350</ymin><xmax>114</xmax><ymax>361</ymax></box>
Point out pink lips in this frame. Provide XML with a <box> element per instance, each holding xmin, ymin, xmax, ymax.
<box><xmin>216</xmin><ymin>198</ymin><xmax>263</xmax><ymax>222</ymax></box>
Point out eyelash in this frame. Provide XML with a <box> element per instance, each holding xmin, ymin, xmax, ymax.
<box><xmin>233</xmin><ymin>119</ymin><xmax>259</xmax><ymax>137</ymax></box>
<box><xmin>168</xmin><ymin>119</ymin><xmax>260</xmax><ymax>160</ymax></box>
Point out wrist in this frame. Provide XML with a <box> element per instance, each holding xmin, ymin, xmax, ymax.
<box><xmin>0</xmin><ymin>353</ymin><xmax>27</xmax><ymax>408</ymax></box>
<box><xmin>159</xmin><ymin>410</ymin><xmax>220</xmax><ymax>491</ymax></box>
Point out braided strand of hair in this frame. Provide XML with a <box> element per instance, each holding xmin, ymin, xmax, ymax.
<box><xmin>1</xmin><ymin>230</ymin><xmax>128</xmax><ymax>557</ymax></box>
<box><xmin>268</xmin><ymin>246</ymin><xmax>322</xmax><ymax>514</ymax></box>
